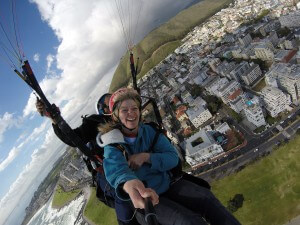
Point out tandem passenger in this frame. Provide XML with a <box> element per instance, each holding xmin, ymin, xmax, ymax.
<box><xmin>97</xmin><ymin>87</ymin><xmax>241</xmax><ymax>225</ymax></box>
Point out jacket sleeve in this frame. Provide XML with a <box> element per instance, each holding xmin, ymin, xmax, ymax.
<box><xmin>52</xmin><ymin>123</ymin><xmax>79</xmax><ymax>147</ymax></box>
<box><xmin>52</xmin><ymin>115</ymin><xmax>99</xmax><ymax>147</ymax></box>
<box><xmin>149</xmin><ymin>133</ymin><xmax>179</xmax><ymax>172</ymax></box>
<box><xmin>103</xmin><ymin>145</ymin><xmax>138</xmax><ymax>200</ymax></box>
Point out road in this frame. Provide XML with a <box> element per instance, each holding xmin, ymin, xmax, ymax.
<box><xmin>195</xmin><ymin>108</ymin><xmax>300</xmax><ymax>182</ymax></box>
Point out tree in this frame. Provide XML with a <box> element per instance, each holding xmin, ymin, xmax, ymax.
<box><xmin>277</xmin><ymin>27</ymin><xmax>291</xmax><ymax>38</ymax></box>
<box><xmin>227</xmin><ymin>194</ymin><xmax>244</xmax><ymax>213</ymax></box>
<box><xmin>208</xmin><ymin>102</ymin><xmax>218</xmax><ymax>114</ymax></box>
<box><xmin>229</xmin><ymin>109</ymin><xmax>242</xmax><ymax>122</ymax></box>
<box><xmin>189</xmin><ymin>84</ymin><xmax>204</xmax><ymax>97</ymax></box>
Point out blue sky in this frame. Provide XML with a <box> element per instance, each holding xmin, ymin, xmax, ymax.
<box><xmin>0</xmin><ymin>0</ymin><xmax>198</xmax><ymax>224</ymax></box>
<box><xmin>0</xmin><ymin>0</ymin><xmax>59</xmax><ymax>195</ymax></box>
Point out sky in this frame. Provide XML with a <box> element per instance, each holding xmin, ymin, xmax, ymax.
<box><xmin>0</xmin><ymin>0</ymin><xmax>199</xmax><ymax>224</ymax></box>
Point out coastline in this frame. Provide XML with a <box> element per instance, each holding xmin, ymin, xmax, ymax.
<box><xmin>51</xmin><ymin>183</ymin><xmax>83</xmax><ymax>210</ymax></box>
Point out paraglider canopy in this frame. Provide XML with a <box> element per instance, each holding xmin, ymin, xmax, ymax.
<box><xmin>105</xmin><ymin>0</ymin><xmax>144</xmax><ymax>52</ymax></box>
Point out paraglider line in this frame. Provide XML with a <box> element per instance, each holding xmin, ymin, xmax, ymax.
<box><xmin>11</xmin><ymin>0</ymin><xmax>25</xmax><ymax>58</ymax></box>
<box><xmin>133</xmin><ymin>2</ymin><xmax>143</xmax><ymax>46</ymax></box>
<box><xmin>0</xmin><ymin>21</ymin><xmax>22</xmax><ymax>62</ymax></box>
<box><xmin>0</xmin><ymin>44</ymin><xmax>18</xmax><ymax>69</ymax></box>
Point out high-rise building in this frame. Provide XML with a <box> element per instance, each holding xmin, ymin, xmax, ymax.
<box><xmin>219</xmin><ymin>80</ymin><xmax>242</xmax><ymax>104</ymax></box>
<box><xmin>229</xmin><ymin>61</ymin><xmax>250</xmax><ymax>82</ymax></box>
<box><xmin>261</xmin><ymin>86</ymin><xmax>292</xmax><ymax>117</ymax></box>
<box><xmin>238</xmin><ymin>33</ymin><xmax>253</xmax><ymax>47</ymax></box>
<box><xmin>254</xmin><ymin>42</ymin><xmax>275</xmax><ymax>61</ymax></box>
<box><xmin>244</xmin><ymin>99</ymin><xmax>266</xmax><ymax>127</ymax></box>
<box><xmin>240</xmin><ymin>63</ymin><xmax>262</xmax><ymax>86</ymax></box>
<box><xmin>186</xmin><ymin>106</ymin><xmax>212</xmax><ymax>128</ymax></box>
<box><xmin>279</xmin><ymin>10</ymin><xmax>300</xmax><ymax>28</ymax></box>
<box><xmin>265</xmin><ymin>63</ymin><xmax>300</xmax><ymax>104</ymax></box>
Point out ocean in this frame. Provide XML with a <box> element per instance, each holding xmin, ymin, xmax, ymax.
<box><xmin>27</xmin><ymin>195</ymin><xmax>86</xmax><ymax>225</ymax></box>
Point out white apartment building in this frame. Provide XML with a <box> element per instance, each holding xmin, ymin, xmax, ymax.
<box><xmin>186</xmin><ymin>106</ymin><xmax>212</xmax><ymax>128</ymax></box>
<box><xmin>205</xmin><ymin>76</ymin><xmax>229</xmax><ymax>96</ymax></box>
<box><xmin>208</xmin><ymin>58</ymin><xmax>221</xmax><ymax>72</ymax></box>
<box><xmin>185</xmin><ymin>130</ymin><xmax>224</xmax><ymax>166</ymax></box>
<box><xmin>268</xmin><ymin>31</ymin><xmax>279</xmax><ymax>48</ymax></box>
<box><xmin>244</xmin><ymin>100</ymin><xmax>266</xmax><ymax>127</ymax></box>
<box><xmin>241</xmin><ymin>63</ymin><xmax>262</xmax><ymax>86</ymax></box>
<box><xmin>181</xmin><ymin>90</ymin><xmax>193</xmax><ymax>103</ymax></box>
<box><xmin>284</xmin><ymin>39</ymin><xmax>297</xmax><ymax>50</ymax></box>
<box><xmin>229</xmin><ymin>95</ymin><xmax>246</xmax><ymax>113</ymax></box>
<box><xmin>217</xmin><ymin>61</ymin><xmax>236</xmax><ymax>77</ymax></box>
<box><xmin>219</xmin><ymin>80</ymin><xmax>242</xmax><ymax>104</ymax></box>
<box><xmin>190</xmin><ymin>96</ymin><xmax>207</xmax><ymax>108</ymax></box>
<box><xmin>191</xmin><ymin>67</ymin><xmax>209</xmax><ymax>85</ymax></box>
<box><xmin>261</xmin><ymin>86</ymin><xmax>291</xmax><ymax>117</ymax></box>
<box><xmin>215</xmin><ymin>122</ymin><xmax>231</xmax><ymax>134</ymax></box>
<box><xmin>265</xmin><ymin>63</ymin><xmax>300</xmax><ymax>104</ymax></box>
<box><xmin>229</xmin><ymin>61</ymin><xmax>250</xmax><ymax>82</ymax></box>
<box><xmin>279</xmin><ymin>10</ymin><xmax>300</xmax><ymax>28</ymax></box>
<box><xmin>238</xmin><ymin>33</ymin><xmax>252</xmax><ymax>47</ymax></box>
<box><xmin>254</xmin><ymin>42</ymin><xmax>275</xmax><ymax>61</ymax></box>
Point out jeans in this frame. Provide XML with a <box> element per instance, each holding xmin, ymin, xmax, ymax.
<box><xmin>96</xmin><ymin>173</ymin><xmax>136</xmax><ymax>224</ymax></box>
<box><xmin>153</xmin><ymin>178</ymin><xmax>241</xmax><ymax>225</ymax></box>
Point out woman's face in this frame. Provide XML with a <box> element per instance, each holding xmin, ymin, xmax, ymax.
<box><xmin>118</xmin><ymin>99</ymin><xmax>140</xmax><ymax>131</ymax></box>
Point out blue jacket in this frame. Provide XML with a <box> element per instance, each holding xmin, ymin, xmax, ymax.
<box><xmin>97</xmin><ymin>123</ymin><xmax>179</xmax><ymax>200</ymax></box>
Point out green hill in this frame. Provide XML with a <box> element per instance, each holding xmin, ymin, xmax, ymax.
<box><xmin>109</xmin><ymin>0</ymin><xmax>233</xmax><ymax>92</ymax></box>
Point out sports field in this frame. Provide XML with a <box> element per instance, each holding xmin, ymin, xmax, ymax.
<box><xmin>212</xmin><ymin>135</ymin><xmax>300</xmax><ymax>225</ymax></box>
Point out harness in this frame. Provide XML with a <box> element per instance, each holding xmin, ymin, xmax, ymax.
<box><xmin>109</xmin><ymin>122</ymin><xmax>183</xmax><ymax>181</ymax></box>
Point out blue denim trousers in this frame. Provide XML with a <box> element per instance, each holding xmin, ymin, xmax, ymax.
<box><xmin>96</xmin><ymin>173</ymin><xmax>136</xmax><ymax>223</ymax></box>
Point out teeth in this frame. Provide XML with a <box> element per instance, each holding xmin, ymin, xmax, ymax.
<box><xmin>127</xmin><ymin>118</ymin><xmax>135</xmax><ymax>121</ymax></box>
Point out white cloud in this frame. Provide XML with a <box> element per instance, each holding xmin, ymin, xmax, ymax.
<box><xmin>0</xmin><ymin>147</ymin><xmax>20</xmax><ymax>172</ymax></box>
<box><xmin>0</xmin><ymin>112</ymin><xmax>17</xmax><ymax>143</ymax></box>
<box><xmin>46</xmin><ymin>54</ymin><xmax>55</xmax><ymax>72</ymax></box>
<box><xmin>23</xmin><ymin>0</ymin><xmax>195</xmax><ymax>123</ymax></box>
<box><xmin>0</xmin><ymin>129</ymin><xmax>64</xmax><ymax>225</ymax></box>
<box><xmin>1</xmin><ymin>0</ymin><xmax>197</xmax><ymax>224</ymax></box>
<box><xmin>0</xmin><ymin>121</ymin><xmax>48</xmax><ymax>172</ymax></box>
<box><xmin>33</xmin><ymin>53</ymin><xmax>40</xmax><ymax>62</ymax></box>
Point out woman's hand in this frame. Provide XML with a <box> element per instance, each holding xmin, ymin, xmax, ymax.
<box><xmin>123</xmin><ymin>179</ymin><xmax>159</xmax><ymax>209</ymax></box>
<box><xmin>128</xmin><ymin>153</ymin><xmax>150</xmax><ymax>170</ymax></box>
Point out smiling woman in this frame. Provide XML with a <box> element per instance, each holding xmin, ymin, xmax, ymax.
<box><xmin>97</xmin><ymin>88</ymin><xmax>241</xmax><ymax>225</ymax></box>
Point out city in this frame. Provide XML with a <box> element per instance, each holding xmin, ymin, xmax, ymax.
<box><xmin>135</xmin><ymin>0</ymin><xmax>300</xmax><ymax>173</ymax></box>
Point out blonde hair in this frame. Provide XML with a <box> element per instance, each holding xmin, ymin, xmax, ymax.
<box><xmin>98</xmin><ymin>88</ymin><xmax>142</xmax><ymax>134</ymax></box>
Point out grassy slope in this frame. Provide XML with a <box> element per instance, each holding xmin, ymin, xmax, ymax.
<box><xmin>109</xmin><ymin>0</ymin><xmax>233</xmax><ymax>92</ymax></box>
<box><xmin>52</xmin><ymin>185</ymin><xmax>81</xmax><ymax>208</ymax></box>
<box><xmin>212</xmin><ymin>135</ymin><xmax>300</xmax><ymax>225</ymax></box>
<box><xmin>84</xmin><ymin>188</ymin><xmax>118</xmax><ymax>225</ymax></box>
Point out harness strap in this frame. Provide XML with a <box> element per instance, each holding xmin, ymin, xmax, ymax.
<box><xmin>109</xmin><ymin>143</ymin><xmax>129</xmax><ymax>160</ymax></box>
